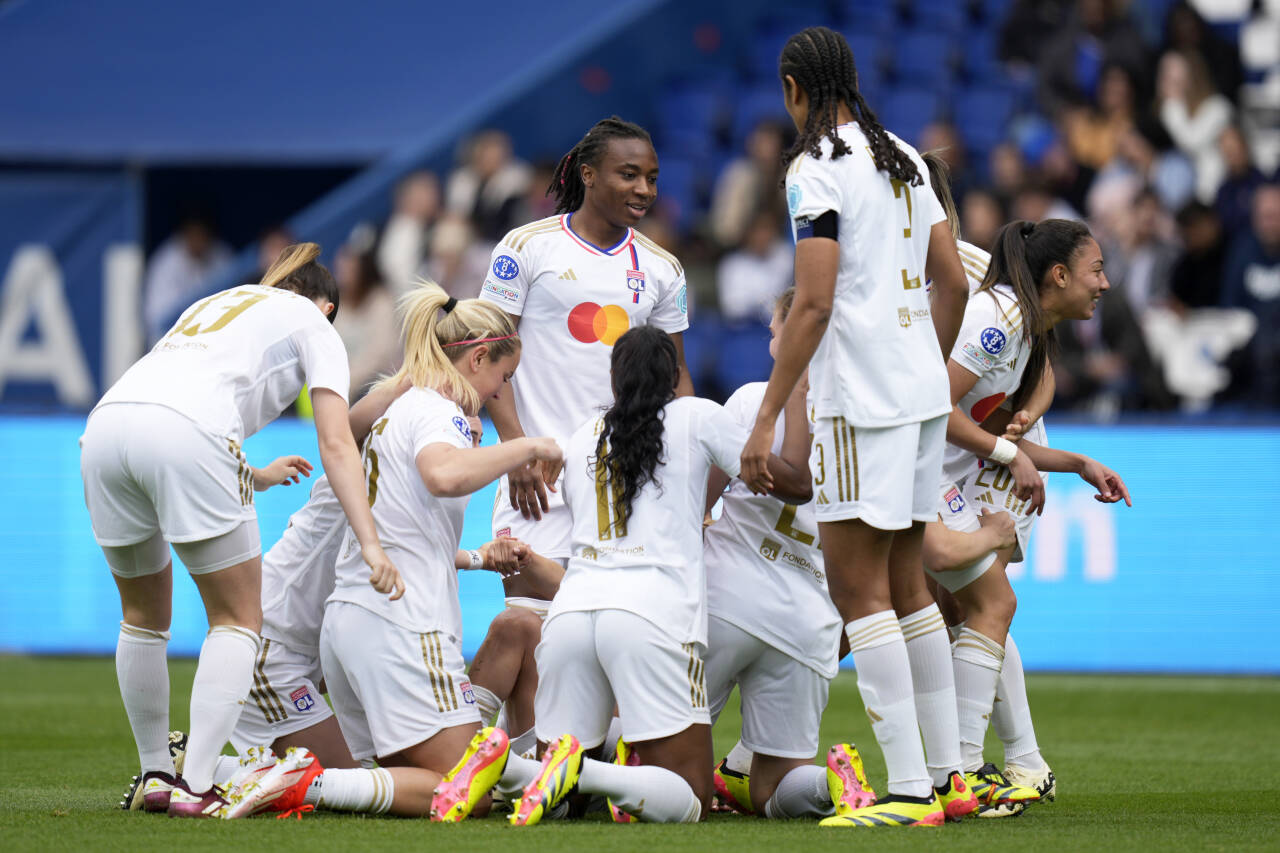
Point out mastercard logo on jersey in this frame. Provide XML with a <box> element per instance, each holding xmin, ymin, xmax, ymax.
<box><xmin>567</xmin><ymin>302</ymin><xmax>630</xmax><ymax>345</ymax></box>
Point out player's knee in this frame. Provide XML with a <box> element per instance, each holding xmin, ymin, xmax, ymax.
<box><xmin>491</xmin><ymin>606</ymin><xmax>542</xmax><ymax>648</ymax></box>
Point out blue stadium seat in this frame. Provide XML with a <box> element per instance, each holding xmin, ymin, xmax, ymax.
<box><xmin>845</xmin><ymin>32</ymin><xmax>886</xmax><ymax>92</ymax></box>
<box><xmin>715</xmin><ymin>322</ymin><xmax>774</xmax><ymax>393</ymax></box>
<box><xmin>877</xmin><ymin>85</ymin><xmax>943</xmax><ymax>148</ymax></box>
<box><xmin>959</xmin><ymin>26</ymin><xmax>1004</xmax><ymax>83</ymax></box>
<box><xmin>651</xmin><ymin>152</ymin><xmax>701</xmax><ymax>231</ymax></box>
<box><xmin>890</xmin><ymin>30</ymin><xmax>956</xmax><ymax>89</ymax></box>
<box><xmin>836</xmin><ymin>0</ymin><xmax>898</xmax><ymax>36</ymax></box>
<box><xmin>730</xmin><ymin>86</ymin><xmax>791</xmax><ymax>150</ymax></box>
<box><xmin>658</xmin><ymin>85</ymin><xmax>728</xmax><ymax>150</ymax></box>
<box><xmin>953</xmin><ymin>85</ymin><xmax>1016</xmax><ymax>152</ymax></box>
<box><xmin>906</xmin><ymin>0</ymin><xmax>968</xmax><ymax>35</ymax></box>
<box><xmin>680</xmin><ymin>311</ymin><xmax>723</xmax><ymax>391</ymax></box>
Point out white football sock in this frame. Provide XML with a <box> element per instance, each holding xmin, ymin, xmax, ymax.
<box><xmin>763</xmin><ymin>764</ymin><xmax>831</xmax><ymax>818</ymax></box>
<box><xmin>952</xmin><ymin>627</ymin><xmax>1006</xmax><ymax>773</ymax></box>
<box><xmin>472</xmin><ymin>684</ymin><xmax>502</xmax><ymax>725</ymax></box>
<box><xmin>600</xmin><ymin>716</ymin><xmax>624</xmax><ymax>763</ymax></box>
<box><xmin>991</xmin><ymin>633</ymin><xmax>1044</xmax><ymax>769</ymax></box>
<box><xmin>847</xmin><ymin>611</ymin><xmax>931</xmax><ymax>798</ymax></box>
<box><xmin>509</xmin><ymin>727</ymin><xmax>538</xmax><ymax>760</ymax></box>
<box><xmin>724</xmin><ymin>739</ymin><xmax>753</xmax><ymax>775</ymax></box>
<box><xmin>303</xmin><ymin>766</ymin><xmax>393</xmax><ymax>812</ymax></box>
<box><xmin>213</xmin><ymin>754</ymin><xmax>241</xmax><ymax>784</ymax></box>
<box><xmin>900</xmin><ymin>604</ymin><xmax>963</xmax><ymax>787</ymax></box>
<box><xmin>116</xmin><ymin>623</ymin><xmax>173</xmax><ymax>775</ymax></box>
<box><xmin>495</xmin><ymin>752</ymin><xmax>542</xmax><ymax>799</ymax></box>
<box><xmin>577</xmin><ymin>758</ymin><xmax>702</xmax><ymax>823</ymax></box>
<box><xmin>182</xmin><ymin>625</ymin><xmax>260</xmax><ymax>792</ymax></box>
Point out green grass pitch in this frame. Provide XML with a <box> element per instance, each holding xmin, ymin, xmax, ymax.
<box><xmin>2</xmin><ymin>655</ymin><xmax>1278</xmax><ymax>851</ymax></box>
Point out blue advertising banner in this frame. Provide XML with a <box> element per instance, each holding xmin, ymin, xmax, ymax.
<box><xmin>0</xmin><ymin>172</ymin><xmax>142</xmax><ymax>409</ymax></box>
<box><xmin>1</xmin><ymin>416</ymin><xmax>1276</xmax><ymax>673</ymax></box>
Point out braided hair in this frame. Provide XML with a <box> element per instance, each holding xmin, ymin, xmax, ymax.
<box><xmin>547</xmin><ymin>116</ymin><xmax>653</xmax><ymax>214</ymax></box>
<box><xmin>592</xmin><ymin>325</ymin><xmax>679</xmax><ymax>536</ymax></box>
<box><xmin>779</xmin><ymin>26</ymin><xmax>921</xmax><ymax>185</ymax></box>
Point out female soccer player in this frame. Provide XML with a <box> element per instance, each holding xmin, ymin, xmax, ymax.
<box><xmin>80</xmin><ymin>244</ymin><xmax>400</xmax><ymax>816</ymax></box>
<box><xmin>479</xmin><ymin>115</ymin><xmax>692</xmax><ymax>571</ymax></box>
<box><xmin>928</xmin><ymin>218</ymin><xmax>1130</xmax><ymax>811</ymax></box>
<box><xmin>702</xmin><ymin>288</ymin><xmax>874</xmax><ymax>820</ymax></box>
<box><xmin>505</xmin><ymin>325</ymin><xmax>811</xmax><ymax>826</ymax></box>
<box><xmin>740</xmin><ymin>26</ymin><xmax>972</xmax><ymax>827</ymax></box>
<box><xmin>923</xmin><ymin>152</ymin><xmax>1058</xmax><ymax>810</ymax></box>
<box><xmin>225</xmin><ymin>284</ymin><xmax>561</xmax><ymax>821</ymax></box>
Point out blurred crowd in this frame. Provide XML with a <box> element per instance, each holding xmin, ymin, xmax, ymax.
<box><xmin>142</xmin><ymin>0</ymin><xmax>1279</xmax><ymax>414</ymax></box>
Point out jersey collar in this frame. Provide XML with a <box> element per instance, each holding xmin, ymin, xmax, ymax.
<box><xmin>561</xmin><ymin>213</ymin><xmax>634</xmax><ymax>256</ymax></box>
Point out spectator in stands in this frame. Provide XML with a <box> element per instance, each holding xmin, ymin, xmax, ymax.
<box><xmin>1215</xmin><ymin>124</ymin><xmax>1266</xmax><ymax>236</ymax></box>
<box><xmin>334</xmin><ymin>224</ymin><xmax>399</xmax><ymax>401</ymax></box>
<box><xmin>921</xmin><ymin>121</ymin><xmax>970</xmax><ymax>203</ymax></box>
<box><xmin>1037</xmin><ymin>0</ymin><xmax>1149</xmax><ymax>115</ymax></box>
<box><xmin>1100</xmin><ymin>187</ymin><xmax>1179</xmax><ymax>317</ymax></box>
<box><xmin>715</xmin><ymin>208</ymin><xmax>792</xmax><ymax>324</ymax></box>
<box><xmin>445</xmin><ymin>129</ymin><xmax>531</xmax><ymax>244</ymax></box>
<box><xmin>1063</xmin><ymin>62</ymin><xmax>1140</xmax><ymax>171</ymax></box>
<box><xmin>142</xmin><ymin>210</ymin><xmax>233</xmax><ymax>344</ymax></box>
<box><xmin>999</xmin><ymin>0</ymin><xmax>1073</xmax><ymax>68</ymax></box>
<box><xmin>422</xmin><ymin>213</ymin><xmax>490</xmax><ymax>300</ymax></box>
<box><xmin>1161</xmin><ymin>1</ymin><xmax>1242</xmax><ymax>104</ymax></box>
<box><xmin>1087</xmin><ymin>123</ymin><xmax>1195</xmax><ymax>230</ymax></box>
<box><xmin>989</xmin><ymin>141</ymin><xmax>1029</xmax><ymax>211</ymax></box>
<box><xmin>709</xmin><ymin>119</ymin><xmax>788</xmax><ymax>249</ymax></box>
<box><xmin>378</xmin><ymin>171</ymin><xmax>440</xmax><ymax>298</ymax></box>
<box><xmin>246</xmin><ymin>224</ymin><xmax>294</xmax><ymax>285</ymax></box>
<box><xmin>960</xmin><ymin>189</ymin><xmax>1005</xmax><ymax>252</ymax></box>
<box><xmin>1170</xmin><ymin>202</ymin><xmax>1227</xmax><ymax>311</ymax></box>
<box><xmin>1157</xmin><ymin>49</ymin><xmax>1232</xmax><ymax>204</ymax></box>
<box><xmin>1012</xmin><ymin>181</ymin><xmax>1081</xmax><ymax>224</ymax></box>
<box><xmin>515</xmin><ymin>161</ymin><xmax>559</xmax><ymax>225</ymax></box>
<box><xmin>1222</xmin><ymin>184</ymin><xmax>1280</xmax><ymax>408</ymax></box>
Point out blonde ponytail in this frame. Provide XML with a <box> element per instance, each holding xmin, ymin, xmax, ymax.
<box><xmin>378</xmin><ymin>281</ymin><xmax>519</xmax><ymax>414</ymax></box>
<box><xmin>262</xmin><ymin>242</ymin><xmax>320</xmax><ymax>288</ymax></box>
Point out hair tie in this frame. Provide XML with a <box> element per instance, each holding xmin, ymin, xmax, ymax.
<box><xmin>1020</xmin><ymin>222</ymin><xmax>1035</xmax><ymax>239</ymax></box>
<box><xmin>442</xmin><ymin>296</ymin><xmax>458</xmax><ymax>314</ymax></box>
<box><xmin>442</xmin><ymin>333</ymin><xmax>518</xmax><ymax>349</ymax></box>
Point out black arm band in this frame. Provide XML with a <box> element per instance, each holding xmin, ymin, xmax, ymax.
<box><xmin>795</xmin><ymin>209</ymin><xmax>838</xmax><ymax>241</ymax></box>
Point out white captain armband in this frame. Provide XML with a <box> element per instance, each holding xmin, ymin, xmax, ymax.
<box><xmin>794</xmin><ymin>210</ymin><xmax>838</xmax><ymax>241</ymax></box>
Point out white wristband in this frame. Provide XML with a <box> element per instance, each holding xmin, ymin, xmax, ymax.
<box><xmin>465</xmin><ymin>549</ymin><xmax>484</xmax><ymax>570</ymax></box>
<box><xmin>988</xmin><ymin>437</ymin><xmax>1018</xmax><ymax>466</ymax></box>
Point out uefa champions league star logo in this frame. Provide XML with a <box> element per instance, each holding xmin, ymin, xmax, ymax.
<box><xmin>492</xmin><ymin>255</ymin><xmax>519</xmax><ymax>280</ymax></box>
<box><xmin>980</xmin><ymin>327</ymin><xmax>1007</xmax><ymax>356</ymax></box>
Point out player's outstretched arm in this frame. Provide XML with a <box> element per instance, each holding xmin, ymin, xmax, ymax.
<box><xmin>349</xmin><ymin>374</ymin><xmax>411</xmax><ymax>445</ymax></box>
<box><xmin>923</xmin><ymin>510</ymin><xmax>1016</xmax><ymax>573</ymax></box>
<box><xmin>1018</xmin><ymin>442</ymin><xmax>1132</xmax><ymax>506</ymax></box>
<box><xmin>416</xmin><ymin>436</ymin><xmax>562</xmax><ymax>499</ymax></box>
<box><xmin>483</xmin><ymin>310</ymin><xmax>552</xmax><ymax>521</ymax></box>
<box><xmin>251</xmin><ymin>455</ymin><xmax>313</xmax><ymax>491</ymax></box>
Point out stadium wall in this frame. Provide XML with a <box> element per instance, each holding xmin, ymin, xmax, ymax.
<box><xmin>2</xmin><ymin>414</ymin><xmax>1276</xmax><ymax>674</ymax></box>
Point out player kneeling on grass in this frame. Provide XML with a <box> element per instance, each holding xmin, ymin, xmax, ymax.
<box><xmin>224</xmin><ymin>284</ymin><xmax>563</xmax><ymax>820</ymax></box>
<box><xmin>703</xmin><ymin>288</ymin><xmax>877</xmax><ymax>821</ymax></box>
<box><xmin>490</xmin><ymin>326</ymin><xmax>812</xmax><ymax>826</ymax></box>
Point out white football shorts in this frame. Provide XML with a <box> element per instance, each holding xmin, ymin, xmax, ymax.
<box><xmin>810</xmin><ymin>413</ymin><xmax>946</xmax><ymax>530</ymax></box>
<box><xmin>705</xmin><ymin>616</ymin><xmax>829</xmax><ymax>759</ymax></box>
<box><xmin>319</xmin><ymin>601</ymin><xmax>480</xmax><ymax>761</ymax></box>
<box><xmin>534</xmin><ymin>609</ymin><xmax>710</xmax><ymax>748</ymax></box>
<box><xmin>230</xmin><ymin>636</ymin><xmax>333</xmax><ymax>755</ymax></box>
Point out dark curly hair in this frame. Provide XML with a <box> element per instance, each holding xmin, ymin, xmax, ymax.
<box><xmin>592</xmin><ymin>325</ymin><xmax>679</xmax><ymax>537</ymax></box>
<box><xmin>548</xmin><ymin>116</ymin><xmax>653</xmax><ymax>215</ymax></box>
<box><xmin>779</xmin><ymin>26</ymin><xmax>921</xmax><ymax>186</ymax></box>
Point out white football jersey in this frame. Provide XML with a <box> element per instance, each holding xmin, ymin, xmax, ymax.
<box><xmin>704</xmin><ymin>383</ymin><xmax>840</xmax><ymax>678</ymax></box>
<box><xmin>97</xmin><ymin>285</ymin><xmax>349</xmax><ymax>441</ymax></box>
<box><xmin>551</xmin><ymin>397</ymin><xmax>746</xmax><ymax>647</ymax></box>
<box><xmin>785</xmin><ymin>124</ymin><xmax>949</xmax><ymax>426</ymax></box>
<box><xmin>327</xmin><ymin>387</ymin><xmax>474</xmax><ymax>636</ymax></box>
<box><xmin>260</xmin><ymin>475</ymin><xmax>344</xmax><ymax>657</ymax></box>
<box><xmin>942</xmin><ymin>284</ymin><xmax>1032</xmax><ymax>485</ymax></box>
<box><xmin>957</xmin><ymin>239</ymin><xmax>992</xmax><ymax>292</ymax></box>
<box><xmin>479</xmin><ymin>215</ymin><xmax>689</xmax><ymax>550</ymax></box>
